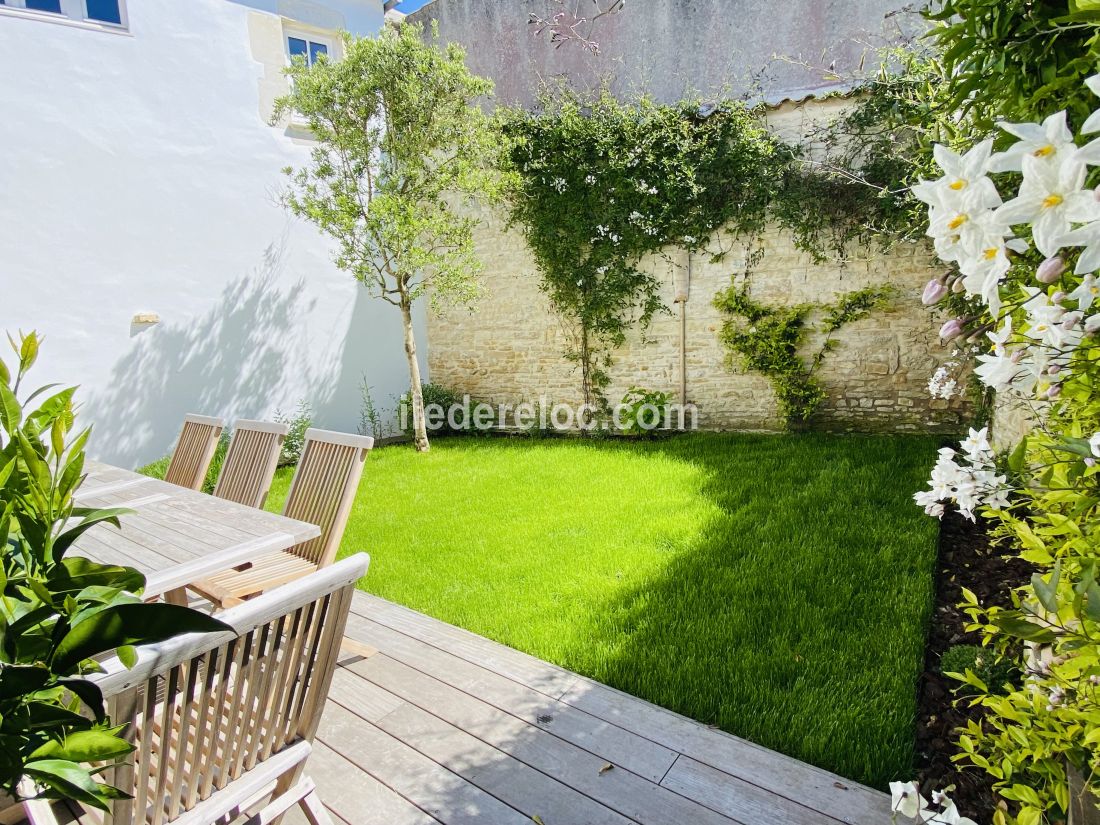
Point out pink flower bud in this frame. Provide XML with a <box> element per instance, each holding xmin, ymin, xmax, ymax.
<box><xmin>1087</xmin><ymin>314</ymin><xmax>1100</xmax><ymax>334</ymax></box>
<box><xmin>939</xmin><ymin>319</ymin><xmax>964</xmax><ymax>341</ymax></box>
<box><xmin>1037</xmin><ymin>256</ymin><xmax>1067</xmax><ymax>284</ymax></box>
<box><xmin>922</xmin><ymin>279</ymin><xmax>948</xmax><ymax>306</ymax></box>
<box><xmin>1052</xmin><ymin>291</ymin><xmax>1066</xmax><ymax>304</ymax></box>
<box><xmin>1046</xmin><ymin>383</ymin><xmax>1062</xmax><ymax>399</ymax></box>
<box><xmin>1048</xmin><ymin>364</ymin><xmax>1062</xmax><ymax>375</ymax></box>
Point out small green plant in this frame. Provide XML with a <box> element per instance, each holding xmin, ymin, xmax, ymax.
<box><xmin>617</xmin><ymin>387</ymin><xmax>672</xmax><ymax>436</ymax></box>
<box><xmin>0</xmin><ymin>331</ymin><xmax>227</xmax><ymax>808</ymax></box>
<box><xmin>940</xmin><ymin>644</ymin><xmax>1020</xmax><ymax>696</ymax></box>
<box><xmin>714</xmin><ymin>282</ymin><xmax>892</xmax><ymax>428</ymax></box>
<box><xmin>399</xmin><ymin>383</ymin><xmax>462</xmax><ymax>435</ymax></box>
<box><xmin>358</xmin><ymin>376</ymin><xmax>385</xmax><ymax>441</ymax></box>
<box><xmin>274</xmin><ymin>399</ymin><xmax>312</xmax><ymax>467</ymax></box>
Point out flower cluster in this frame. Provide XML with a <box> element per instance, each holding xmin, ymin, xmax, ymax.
<box><xmin>916</xmin><ymin>81</ymin><xmax>1100</xmax><ymax>403</ymax></box>
<box><xmin>914</xmin><ymin>427</ymin><xmax>1010</xmax><ymax>520</ymax></box>
<box><xmin>890</xmin><ymin>782</ymin><xmax>978</xmax><ymax>825</ymax></box>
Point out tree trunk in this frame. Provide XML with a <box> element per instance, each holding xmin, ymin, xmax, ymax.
<box><xmin>400</xmin><ymin>300</ymin><xmax>430</xmax><ymax>452</ymax></box>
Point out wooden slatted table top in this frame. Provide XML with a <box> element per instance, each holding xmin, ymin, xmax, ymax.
<box><xmin>74</xmin><ymin>460</ymin><xmax>320</xmax><ymax>597</ymax></box>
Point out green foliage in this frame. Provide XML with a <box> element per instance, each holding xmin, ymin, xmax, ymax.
<box><xmin>399</xmin><ymin>383</ymin><xmax>462</xmax><ymax>435</ymax></box>
<box><xmin>616</xmin><ymin>386</ymin><xmax>672</xmax><ymax>436</ymax></box>
<box><xmin>714</xmin><ymin>283</ymin><xmax>892</xmax><ymax>428</ymax></box>
<box><xmin>274</xmin><ymin>399</ymin><xmax>313</xmax><ymax>467</ymax></box>
<box><xmin>275</xmin><ymin>22</ymin><xmax>506</xmax><ymax>451</ymax></box>
<box><xmin>940</xmin><ymin>643</ymin><xmax>1021</xmax><ymax>696</ymax></box>
<box><xmin>925</xmin><ymin>0</ymin><xmax>1100</xmax><ymax>132</ymax></box>
<box><xmin>264</xmin><ymin>433</ymin><xmax>941</xmax><ymax>787</ymax></box>
<box><xmin>0</xmin><ymin>332</ymin><xmax>227</xmax><ymax>808</ymax></box>
<box><xmin>500</xmin><ymin>89</ymin><xmax>790</xmax><ymax>408</ymax></box>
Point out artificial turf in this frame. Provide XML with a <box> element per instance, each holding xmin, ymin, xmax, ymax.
<box><xmin>264</xmin><ymin>432</ymin><xmax>940</xmax><ymax>789</ymax></box>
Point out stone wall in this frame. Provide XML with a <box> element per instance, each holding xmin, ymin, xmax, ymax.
<box><xmin>426</xmin><ymin>211</ymin><xmax>968</xmax><ymax>434</ymax></box>
<box><xmin>425</xmin><ymin>98</ymin><xmax>969</xmax><ymax>434</ymax></box>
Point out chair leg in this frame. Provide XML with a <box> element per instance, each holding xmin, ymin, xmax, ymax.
<box><xmin>299</xmin><ymin>788</ymin><xmax>336</xmax><ymax>825</ymax></box>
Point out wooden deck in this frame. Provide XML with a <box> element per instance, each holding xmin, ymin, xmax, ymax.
<box><xmin>288</xmin><ymin>592</ymin><xmax>891</xmax><ymax>825</ymax></box>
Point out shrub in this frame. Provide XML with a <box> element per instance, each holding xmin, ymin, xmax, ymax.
<box><xmin>0</xmin><ymin>331</ymin><xmax>227</xmax><ymax>808</ymax></box>
<box><xmin>940</xmin><ymin>644</ymin><xmax>1020</xmax><ymax>696</ymax></box>
<box><xmin>399</xmin><ymin>383</ymin><xmax>463</xmax><ymax>435</ymax></box>
<box><xmin>274</xmin><ymin>399</ymin><xmax>312</xmax><ymax>467</ymax></box>
<box><xmin>616</xmin><ymin>386</ymin><xmax>672</xmax><ymax>436</ymax></box>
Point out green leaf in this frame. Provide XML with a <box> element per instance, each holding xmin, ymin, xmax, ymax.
<box><xmin>1008</xmin><ymin>436</ymin><xmax>1029</xmax><ymax>474</ymax></box>
<box><xmin>57</xmin><ymin>678</ymin><xmax>106</xmax><ymax>722</ymax></box>
<box><xmin>48</xmin><ymin>557</ymin><xmax>145</xmax><ymax>597</ymax></box>
<box><xmin>0</xmin><ymin>383</ymin><xmax>20</xmax><ymax>434</ymax></box>
<box><xmin>51</xmin><ymin>508</ymin><xmax>131</xmax><ymax>563</ymax></box>
<box><xmin>52</xmin><ymin>604</ymin><xmax>231</xmax><ymax>673</ymax></box>
<box><xmin>0</xmin><ymin>665</ymin><xmax>50</xmax><ymax>700</ymax></box>
<box><xmin>23</xmin><ymin>759</ymin><xmax>113</xmax><ymax>811</ymax></box>
<box><xmin>29</xmin><ymin>728</ymin><xmax>131</xmax><ymax>763</ymax></box>
<box><xmin>992</xmin><ymin>611</ymin><xmax>1059</xmax><ymax>644</ymax></box>
<box><xmin>1032</xmin><ymin>561</ymin><xmax>1061</xmax><ymax>613</ymax></box>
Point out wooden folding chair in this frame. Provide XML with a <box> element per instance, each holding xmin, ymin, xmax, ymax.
<box><xmin>212</xmin><ymin>420</ymin><xmax>289</xmax><ymax>509</ymax></box>
<box><xmin>188</xmin><ymin>429</ymin><xmax>373</xmax><ymax>610</ymax></box>
<box><xmin>20</xmin><ymin>553</ymin><xmax>370</xmax><ymax>825</ymax></box>
<box><xmin>164</xmin><ymin>414</ymin><xmax>224</xmax><ymax>491</ymax></box>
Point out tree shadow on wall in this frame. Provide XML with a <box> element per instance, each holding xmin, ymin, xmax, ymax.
<box><xmin>83</xmin><ymin>238</ymin><xmax>315</xmax><ymax>468</ymax></box>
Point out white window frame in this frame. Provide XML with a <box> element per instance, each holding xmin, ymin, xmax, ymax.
<box><xmin>283</xmin><ymin>25</ymin><xmax>338</xmax><ymax>69</ymax></box>
<box><xmin>0</xmin><ymin>0</ymin><xmax>129</xmax><ymax>33</ymax></box>
<box><xmin>281</xmin><ymin>23</ymin><xmax>341</xmax><ymax>135</ymax></box>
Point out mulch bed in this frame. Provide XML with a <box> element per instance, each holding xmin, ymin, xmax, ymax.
<box><xmin>913</xmin><ymin>510</ymin><xmax>1033</xmax><ymax>821</ymax></box>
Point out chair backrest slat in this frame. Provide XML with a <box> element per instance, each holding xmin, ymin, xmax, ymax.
<box><xmin>282</xmin><ymin>429</ymin><xmax>373</xmax><ymax>567</ymax></box>
<box><xmin>164</xmin><ymin>415</ymin><xmax>224</xmax><ymax>491</ymax></box>
<box><xmin>93</xmin><ymin>555</ymin><xmax>369</xmax><ymax>825</ymax></box>
<box><xmin>212</xmin><ymin>420</ymin><xmax>289</xmax><ymax>509</ymax></box>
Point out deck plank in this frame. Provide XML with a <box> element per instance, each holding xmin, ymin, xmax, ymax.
<box><xmin>352</xmin><ymin>592</ymin><xmax>890</xmax><ymax>825</ymax></box>
<box><xmin>350</xmin><ymin>652</ymin><xmax>744</xmax><ymax>825</ymax></box>
<box><xmin>290</xmin><ymin>740</ymin><xmax>440</xmax><ymax>825</ymax></box>
<box><xmin>344</xmin><ymin>612</ymin><xmax>679</xmax><ymax>784</ymax></box>
<box><xmin>316</xmin><ymin>701</ymin><xmax>532</xmax><ymax>825</ymax></box>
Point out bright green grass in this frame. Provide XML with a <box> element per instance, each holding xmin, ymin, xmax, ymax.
<box><xmin>265</xmin><ymin>433</ymin><xmax>940</xmax><ymax>788</ymax></box>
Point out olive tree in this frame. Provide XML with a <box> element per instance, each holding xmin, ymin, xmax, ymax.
<box><xmin>275</xmin><ymin>23</ymin><xmax>503</xmax><ymax>452</ymax></box>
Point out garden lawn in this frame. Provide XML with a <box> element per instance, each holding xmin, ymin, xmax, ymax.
<box><xmin>265</xmin><ymin>432</ymin><xmax>940</xmax><ymax>789</ymax></box>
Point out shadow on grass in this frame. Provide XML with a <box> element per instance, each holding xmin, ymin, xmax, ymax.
<box><xmin>572</xmin><ymin>434</ymin><xmax>940</xmax><ymax>789</ymax></box>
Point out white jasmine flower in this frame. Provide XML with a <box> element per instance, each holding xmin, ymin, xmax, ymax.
<box><xmin>1090</xmin><ymin>432</ymin><xmax>1100</xmax><ymax>458</ymax></box>
<box><xmin>912</xmin><ymin>139</ymin><xmax>1001</xmax><ymax>210</ymax></box>
<box><xmin>961</xmin><ymin>427</ymin><xmax>994</xmax><ymax>463</ymax></box>
<box><xmin>889</xmin><ymin>781</ymin><xmax>926</xmax><ymax>819</ymax></box>
<box><xmin>1060</xmin><ymin>222</ymin><xmax>1100</xmax><ymax>275</ymax></box>
<box><xmin>989</xmin><ymin>110</ymin><xmax>1077</xmax><ymax>172</ymax></box>
<box><xmin>551</xmin><ymin>177</ymin><xmax>568</xmax><ymax>193</ymax></box>
<box><xmin>995</xmin><ymin>153</ymin><xmax>1099</xmax><ymax>257</ymax></box>
<box><xmin>585</xmin><ymin>174</ymin><xmax>597</xmax><ymax>185</ymax></box>
<box><xmin>1083</xmin><ymin>75</ymin><xmax>1100</xmax><ymax>134</ymax></box>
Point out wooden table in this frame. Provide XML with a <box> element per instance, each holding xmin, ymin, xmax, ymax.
<box><xmin>73</xmin><ymin>460</ymin><xmax>320</xmax><ymax>597</ymax></box>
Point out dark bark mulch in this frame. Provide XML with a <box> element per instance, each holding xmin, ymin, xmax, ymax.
<box><xmin>913</xmin><ymin>510</ymin><xmax>1032</xmax><ymax>822</ymax></box>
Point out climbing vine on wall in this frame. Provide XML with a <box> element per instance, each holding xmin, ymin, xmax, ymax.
<box><xmin>713</xmin><ymin>282</ymin><xmax>894</xmax><ymax>428</ymax></box>
<box><xmin>500</xmin><ymin>89</ymin><xmax>788</xmax><ymax>408</ymax></box>
<box><xmin>500</xmin><ymin>86</ymin><xmax>912</xmax><ymax>411</ymax></box>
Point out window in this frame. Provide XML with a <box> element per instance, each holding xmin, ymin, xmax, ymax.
<box><xmin>287</xmin><ymin>35</ymin><xmax>329</xmax><ymax>66</ymax></box>
<box><xmin>85</xmin><ymin>0</ymin><xmax>120</xmax><ymax>24</ymax></box>
<box><xmin>0</xmin><ymin>0</ymin><xmax>126</xmax><ymax>28</ymax></box>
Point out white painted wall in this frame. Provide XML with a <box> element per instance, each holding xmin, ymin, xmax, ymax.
<box><xmin>0</xmin><ymin>0</ymin><xmax>427</xmax><ymax>467</ymax></box>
